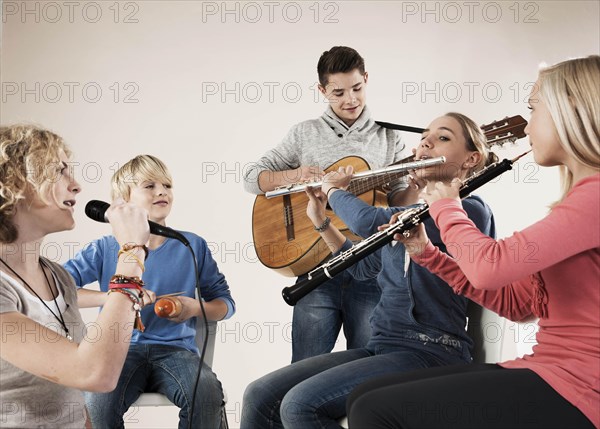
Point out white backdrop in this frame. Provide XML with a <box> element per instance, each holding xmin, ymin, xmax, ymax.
<box><xmin>2</xmin><ymin>1</ymin><xmax>599</xmax><ymax>427</ymax></box>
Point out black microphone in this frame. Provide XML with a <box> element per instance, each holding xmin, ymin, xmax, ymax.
<box><xmin>85</xmin><ymin>200</ymin><xmax>190</xmax><ymax>246</ymax></box>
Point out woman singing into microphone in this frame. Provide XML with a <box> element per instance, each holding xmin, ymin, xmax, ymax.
<box><xmin>0</xmin><ymin>125</ymin><xmax>151</xmax><ymax>428</ymax></box>
<box><xmin>241</xmin><ymin>112</ymin><xmax>498</xmax><ymax>429</ymax></box>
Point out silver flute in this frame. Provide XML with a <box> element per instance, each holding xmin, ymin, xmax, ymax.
<box><xmin>264</xmin><ymin>156</ymin><xmax>446</xmax><ymax>199</ymax></box>
<box><xmin>281</xmin><ymin>152</ymin><xmax>531</xmax><ymax>306</ymax></box>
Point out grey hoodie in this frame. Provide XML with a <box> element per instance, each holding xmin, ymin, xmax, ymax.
<box><xmin>243</xmin><ymin>105</ymin><xmax>407</xmax><ymax>194</ymax></box>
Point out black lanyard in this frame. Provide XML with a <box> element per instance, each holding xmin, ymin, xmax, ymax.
<box><xmin>0</xmin><ymin>257</ymin><xmax>72</xmax><ymax>341</ymax></box>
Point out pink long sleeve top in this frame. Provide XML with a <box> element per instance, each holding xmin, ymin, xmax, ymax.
<box><xmin>413</xmin><ymin>174</ymin><xmax>600</xmax><ymax>428</ymax></box>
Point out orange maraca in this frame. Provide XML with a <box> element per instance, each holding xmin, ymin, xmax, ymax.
<box><xmin>154</xmin><ymin>296</ymin><xmax>183</xmax><ymax>318</ymax></box>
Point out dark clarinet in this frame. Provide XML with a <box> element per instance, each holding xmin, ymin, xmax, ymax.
<box><xmin>281</xmin><ymin>151</ymin><xmax>531</xmax><ymax>306</ymax></box>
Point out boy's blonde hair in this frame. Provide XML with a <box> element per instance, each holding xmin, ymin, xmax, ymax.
<box><xmin>111</xmin><ymin>155</ymin><xmax>173</xmax><ymax>201</ymax></box>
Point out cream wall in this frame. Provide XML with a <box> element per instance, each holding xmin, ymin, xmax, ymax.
<box><xmin>1</xmin><ymin>1</ymin><xmax>599</xmax><ymax>427</ymax></box>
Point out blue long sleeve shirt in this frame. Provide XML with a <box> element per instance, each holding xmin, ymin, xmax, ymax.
<box><xmin>329</xmin><ymin>191</ymin><xmax>495</xmax><ymax>360</ymax></box>
<box><xmin>64</xmin><ymin>232</ymin><xmax>235</xmax><ymax>353</ymax></box>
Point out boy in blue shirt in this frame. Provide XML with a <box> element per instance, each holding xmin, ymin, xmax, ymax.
<box><xmin>65</xmin><ymin>154</ymin><xmax>235</xmax><ymax>429</ymax></box>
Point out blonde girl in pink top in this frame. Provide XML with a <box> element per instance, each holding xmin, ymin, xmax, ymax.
<box><xmin>346</xmin><ymin>55</ymin><xmax>599</xmax><ymax>429</ymax></box>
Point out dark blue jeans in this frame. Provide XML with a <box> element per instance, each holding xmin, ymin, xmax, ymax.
<box><xmin>291</xmin><ymin>270</ymin><xmax>380</xmax><ymax>362</ymax></box>
<box><xmin>241</xmin><ymin>341</ymin><xmax>466</xmax><ymax>429</ymax></box>
<box><xmin>84</xmin><ymin>344</ymin><xmax>223</xmax><ymax>429</ymax></box>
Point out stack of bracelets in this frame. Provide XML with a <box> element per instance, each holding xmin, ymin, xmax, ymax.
<box><xmin>108</xmin><ymin>244</ymin><xmax>149</xmax><ymax>331</ymax></box>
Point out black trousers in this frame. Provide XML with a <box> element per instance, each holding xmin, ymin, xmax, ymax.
<box><xmin>347</xmin><ymin>363</ymin><xmax>594</xmax><ymax>429</ymax></box>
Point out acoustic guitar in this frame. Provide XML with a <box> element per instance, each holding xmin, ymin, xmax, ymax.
<box><xmin>252</xmin><ymin>115</ymin><xmax>527</xmax><ymax>277</ymax></box>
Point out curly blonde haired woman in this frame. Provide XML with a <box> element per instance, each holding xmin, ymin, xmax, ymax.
<box><xmin>0</xmin><ymin>125</ymin><xmax>153</xmax><ymax>428</ymax></box>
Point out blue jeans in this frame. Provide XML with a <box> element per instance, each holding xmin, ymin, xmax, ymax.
<box><xmin>85</xmin><ymin>344</ymin><xmax>224</xmax><ymax>429</ymax></box>
<box><xmin>291</xmin><ymin>270</ymin><xmax>380</xmax><ymax>362</ymax></box>
<box><xmin>241</xmin><ymin>341</ymin><xmax>466</xmax><ymax>429</ymax></box>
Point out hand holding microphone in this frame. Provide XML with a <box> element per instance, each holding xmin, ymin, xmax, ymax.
<box><xmin>85</xmin><ymin>200</ymin><xmax>190</xmax><ymax>246</ymax></box>
<box><xmin>86</xmin><ymin>200</ymin><xmax>196</xmax><ymax>322</ymax></box>
<box><xmin>102</xmin><ymin>198</ymin><xmax>150</xmax><ymax>248</ymax></box>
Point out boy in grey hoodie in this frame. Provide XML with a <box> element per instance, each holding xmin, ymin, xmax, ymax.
<box><xmin>243</xmin><ymin>46</ymin><xmax>408</xmax><ymax>362</ymax></box>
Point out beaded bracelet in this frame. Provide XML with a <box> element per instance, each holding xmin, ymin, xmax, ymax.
<box><xmin>121</xmin><ymin>243</ymin><xmax>149</xmax><ymax>260</ymax></box>
<box><xmin>314</xmin><ymin>216</ymin><xmax>331</xmax><ymax>233</ymax></box>
<box><xmin>108</xmin><ymin>288</ymin><xmax>145</xmax><ymax>332</ymax></box>
<box><xmin>117</xmin><ymin>249</ymin><xmax>145</xmax><ymax>273</ymax></box>
<box><xmin>109</xmin><ymin>274</ymin><xmax>145</xmax><ymax>289</ymax></box>
<box><xmin>108</xmin><ymin>284</ymin><xmax>144</xmax><ymax>300</ymax></box>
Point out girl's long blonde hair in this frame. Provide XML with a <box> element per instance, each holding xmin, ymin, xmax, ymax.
<box><xmin>537</xmin><ymin>55</ymin><xmax>600</xmax><ymax>205</ymax></box>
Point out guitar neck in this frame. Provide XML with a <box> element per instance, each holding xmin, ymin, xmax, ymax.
<box><xmin>264</xmin><ymin>156</ymin><xmax>443</xmax><ymax>199</ymax></box>
<box><xmin>345</xmin><ymin>155</ymin><xmax>432</xmax><ymax>195</ymax></box>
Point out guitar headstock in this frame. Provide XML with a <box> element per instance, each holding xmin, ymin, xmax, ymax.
<box><xmin>481</xmin><ymin>115</ymin><xmax>528</xmax><ymax>148</ymax></box>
